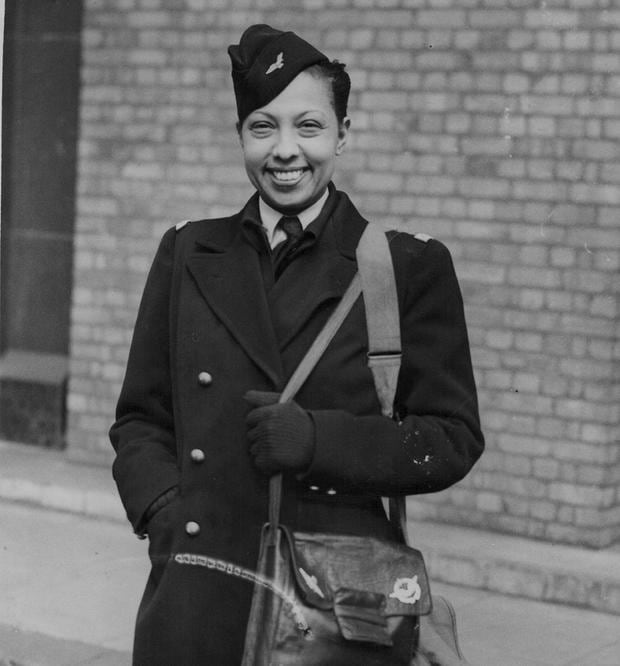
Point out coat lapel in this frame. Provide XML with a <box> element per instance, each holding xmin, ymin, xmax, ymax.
<box><xmin>184</xmin><ymin>190</ymin><xmax>369</xmax><ymax>383</ymax></box>
<box><xmin>186</xmin><ymin>218</ymin><xmax>283</xmax><ymax>387</ymax></box>
<box><xmin>269</xmin><ymin>192</ymin><xmax>368</xmax><ymax>351</ymax></box>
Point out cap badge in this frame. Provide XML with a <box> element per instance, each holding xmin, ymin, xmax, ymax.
<box><xmin>266</xmin><ymin>51</ymin><xmax>284</xmax><ymax>75</ymax></box>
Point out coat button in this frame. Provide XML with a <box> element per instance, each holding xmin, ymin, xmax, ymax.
<box><xmin>190</xmin><ymin>448</ymin><xmax>205</xmax><ymax>463</ymax></box>
<box><xmin>185</xmin><ymin>521</ymin><xmax>200</xmax><ymax>536</ymax></box>
<box><xmin>198</xmin><ymin>371</ymin><xmax>213</xmax><ymax>386</ymax></box>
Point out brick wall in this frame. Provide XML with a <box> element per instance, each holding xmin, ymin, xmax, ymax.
<box><xmin>68</xmin><ymin>0</ymin><xmax>620</xmax><ymax>548</ymax></box>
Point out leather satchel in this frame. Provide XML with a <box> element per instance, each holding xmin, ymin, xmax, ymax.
<box><xmin>242</xmin><ymin>525</ymin><xmax>431</xmax><ymax>665</ymax></box>
<box><xmin>241</xmin><ymin>224</ymin><xmax>433</xmax><ymax>665</ymax></box>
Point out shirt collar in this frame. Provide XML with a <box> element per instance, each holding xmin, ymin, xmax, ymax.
<box><xmin>258</xmin><ymin>189</ymin><xmax>329</xmax><ymax>246</ymax></box>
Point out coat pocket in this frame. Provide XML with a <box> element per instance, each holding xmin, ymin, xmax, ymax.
<box><xmin>147</xmin><ymin>495</ymin><xmax>180</xmax><ymax>583</ymax></box>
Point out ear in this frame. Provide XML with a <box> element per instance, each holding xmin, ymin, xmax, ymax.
<box><xmin>335</xmin><ymin>117</ymin><xmax>350</xmax><ymax>155</ymax></box>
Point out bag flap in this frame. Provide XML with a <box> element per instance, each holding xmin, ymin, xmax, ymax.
<box><xmin>333</xmin><ymin>588</ymin><xmax>393</xmax><ymax>646</ymax></box>
<box><xmin>291</xmin><ymin>530</ymin><xmax>432</xmax><ymax>616</ymax></box>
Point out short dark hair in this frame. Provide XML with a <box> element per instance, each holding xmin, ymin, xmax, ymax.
<box><xmin>305</xmin><ymin>60</ymin><xmax>351</xmax><ymax>124</ymax></box>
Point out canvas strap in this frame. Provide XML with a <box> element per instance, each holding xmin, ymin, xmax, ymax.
<box><xmin>268</xmin><ymin>273</ymin><xmax>362</xmax><ymax>531</ymax></box>
<box><xmin>269</xmin><ymin>223</ymin><xmax>408</xmax><ymax>544</ymax></box>
<box><xmin>355</xmin><ymin>224</ymin><xmax>402</xmax><ymax>420</ymax></box>
<box><xmin>355</xmin><ymin>224</ymin><xmax>407</xmax><ymax>543</ymax></box>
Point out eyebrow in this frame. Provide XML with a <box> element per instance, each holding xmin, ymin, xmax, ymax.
<box><xmin>249</xmin><ymin>109</ymin><xmax>328</xmax><ymax>121</ymax></box>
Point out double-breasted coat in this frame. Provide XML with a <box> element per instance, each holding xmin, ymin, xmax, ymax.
<box><xmin>110</xmin><ymin>186</ymin><xmax>484</xmax><ymax>665</ymax></box>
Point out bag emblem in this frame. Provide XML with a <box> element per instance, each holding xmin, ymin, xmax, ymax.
<box><xmin>389</xmin><ymin>575</ymin><xmax>422</xmax><ymax>605</ymax></box>
<box><xmin>266</xmin><ymin>52</ymin><xmax>284</xmax><ymax>75</ymax></box>
<box><xmin>299</xmin><ymin>567</ymin><xmax>325</xmax><ymax>598</ymax></box>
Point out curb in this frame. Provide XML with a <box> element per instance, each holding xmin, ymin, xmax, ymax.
<box><xmin>0</xmin><ymin>624</ymin><xmax>131</xmax><ymax>666</ymax></box>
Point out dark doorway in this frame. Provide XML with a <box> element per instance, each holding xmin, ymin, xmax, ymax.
<box><xmin>1</xmin><ymin>0</ymin><xmax>83</xmax><ymax>447</ymax></box>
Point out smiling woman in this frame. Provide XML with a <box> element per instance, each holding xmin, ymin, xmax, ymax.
<box><xmin>110</xmin><ymin>22</ymin><xmax>484</xmax><ymax>666</ymax></box>
<box><xmin>239</xmin><ymin>70</ymin><xmax>349</xmax><ymax>214</ymax></box>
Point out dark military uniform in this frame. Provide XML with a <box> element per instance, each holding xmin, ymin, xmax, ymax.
<box><xmin>110</xmin><ymin>185</ymin><xmax>484</xmax><ymax>664</ymax></box>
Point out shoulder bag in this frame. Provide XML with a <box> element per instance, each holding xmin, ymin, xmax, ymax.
<box><xmin>241</xmin><ymin>223</ymin><xmax>432</xmax><ymax>665</ymax></box>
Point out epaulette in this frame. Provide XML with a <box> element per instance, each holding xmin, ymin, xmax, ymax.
<box><xmin>413</xmin><ymin>233</ymin><xmax>433</xmax><ymax>243</ymax></box>
<box><xmin>175</xmin><ymin>219</ymin><xmax>192</xmax><ymax>232</ymax></box>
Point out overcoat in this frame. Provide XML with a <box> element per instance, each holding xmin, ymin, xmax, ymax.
<box><xmin>110</xmin><ymin>186</ymin><xmax>484</xmax><ymax>665</ymax></box>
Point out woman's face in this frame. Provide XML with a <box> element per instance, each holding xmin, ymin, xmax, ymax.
<box><xmin>239</xmin><ymin>70</ymin><xmax>349</xmax><ymax>214</ymax></box>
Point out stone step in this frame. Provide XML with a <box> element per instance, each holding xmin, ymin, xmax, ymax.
<box><xmin>411</xmin><ymin>520</ymin><xmax>620</xmax><ymax>617</ymax></box>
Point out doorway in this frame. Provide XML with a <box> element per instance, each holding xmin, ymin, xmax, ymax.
<box><xmin>1</xmin><ymin>0</ymin><xmax>83</xmax><ymax>447</ymax></box>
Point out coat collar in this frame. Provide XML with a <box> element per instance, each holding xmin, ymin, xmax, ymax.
<box><xmin>185</xmin><ymin>187</ymin><xmax>368</xmax><ymax>385</ymax></box>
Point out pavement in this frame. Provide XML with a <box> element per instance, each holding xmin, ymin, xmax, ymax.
<box><xmin>0</xmin><ymin>439</ymin><xmax>619</xmax><ymax>665</ymax></box>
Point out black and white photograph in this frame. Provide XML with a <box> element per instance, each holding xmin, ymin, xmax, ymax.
<box><xmin>0</xmin><ymin>1</ymin><xmax>618</xmax><ymax>664</ymax></box>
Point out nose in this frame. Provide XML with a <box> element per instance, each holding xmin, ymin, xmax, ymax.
<box><xmin>271</xmin><ymin>128</ymin><xmax>300</xmax><ymax>161</ymax></box>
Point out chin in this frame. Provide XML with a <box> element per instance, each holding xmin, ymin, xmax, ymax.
<box><xmin>265</xmin><ymin>191</ymin><xmax>311</xmax><ymax>213</ymax></box>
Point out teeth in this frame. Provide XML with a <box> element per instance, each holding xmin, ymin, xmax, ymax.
<box><xmin>272</xmin><ymin>170</ymin><xmax>304</xmax><ymax>182</ymax></box>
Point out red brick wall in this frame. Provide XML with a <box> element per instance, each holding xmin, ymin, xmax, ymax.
<box><xmin>68</xmin><ymin>0</ymin><xmax>620</xmax><ymax>547</ymax></box>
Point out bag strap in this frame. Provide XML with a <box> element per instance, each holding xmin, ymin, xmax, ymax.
<box><xmin>355</xmin><ymin>225</ymin><xmax>408</xmax><ymax>544</ymax></box>
<box><xmin>268</xmin><ymin>273</ymin><xmax>362</xmax><ymax>531</ymax></box>
<box><xmin>269</xmin><ymin>223</ymin><xmax>408</xmax><ymax>544</ymax></box>
<box><xmin>355</xmin><ymin>224</ymin><xmax>402</xmax><ymax>418</ymax></box>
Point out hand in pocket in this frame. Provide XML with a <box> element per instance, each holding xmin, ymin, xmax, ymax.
<box><xmin>147</xmin><ymin>495</ymin><xmax>179</xmax><ymax>582</ymax></box>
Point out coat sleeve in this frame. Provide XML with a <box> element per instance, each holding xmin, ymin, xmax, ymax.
<box><xmin>109</xmin><ymin>227</ymin><xmax>180</xmax><ymax>533</ymax></box>
<box><xmin>306</xmin><ymin>237</ymin><xmax>484</xmax><ymax>496</ymax></box>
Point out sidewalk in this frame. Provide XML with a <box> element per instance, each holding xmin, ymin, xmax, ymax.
<box><xmin>0</xmin><ymin>502</ymin><xmax>140</xmax><ymax>666</ymax></box>
<box><xmin>1</xmin><ymin>440</ymin><xmax>619</xmax><ymax>665</ymax></box>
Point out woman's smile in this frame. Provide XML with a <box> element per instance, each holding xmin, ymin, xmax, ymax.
<box><xmin>268</xmin><ymin>167</ymin><xmax>309</xmax><ymax>186</ymax></box>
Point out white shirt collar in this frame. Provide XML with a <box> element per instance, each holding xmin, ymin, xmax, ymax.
<box><xmin>259</xmin><ymin>189</ymin><xmax>329</xmax><ymax>248</ymax></box>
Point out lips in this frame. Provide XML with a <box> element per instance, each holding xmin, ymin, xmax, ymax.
<box><xmin>267</xmin><ymin>167</ymin><xmax>308</xmax><ymax>184</ymax></box>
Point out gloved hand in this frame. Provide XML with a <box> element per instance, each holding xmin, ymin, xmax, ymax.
<box><xmin>244</xmin><ymin>390</ymin><xmax>315</xmax><ymax>476</ymax></box>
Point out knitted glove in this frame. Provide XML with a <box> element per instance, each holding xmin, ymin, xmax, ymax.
<box><xmin>244</xmin><ymin>390</ymin><xmax>315</xmax><ymax>476</ymax></box>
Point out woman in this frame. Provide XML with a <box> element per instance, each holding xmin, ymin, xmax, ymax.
<box><xmin>110</xmin><ymin>24</ymin><xmax>484</xmax><ymax>665</ymax></box>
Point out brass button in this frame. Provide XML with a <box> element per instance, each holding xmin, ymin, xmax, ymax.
<box><xmin>190</xmin><ymin>448</ymin><xmax>205</xmax><ymax>463</ymax></box>
<box><xmin>198</xmin><ymin>371</ymin><xmax>213</xmax><ymax>386</ymax></box>
<box><xmin>185</xmin><ymin>521</ymin><xmax>200</xmax><ymax>536</ymax></box>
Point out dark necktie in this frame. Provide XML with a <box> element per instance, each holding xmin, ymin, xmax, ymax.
<box><xmin>273</xmin><ymin>215</ymin><xmax>303</xmax><ymax>279</ymax></box>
